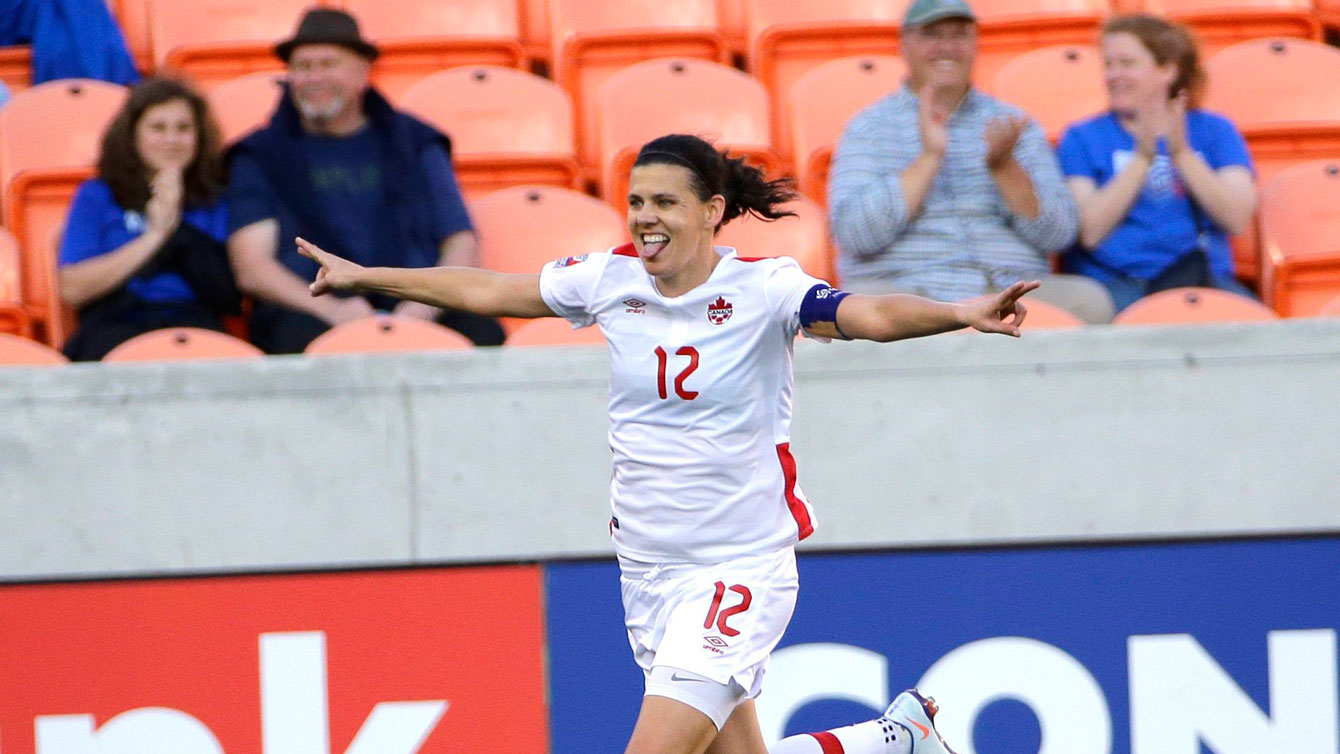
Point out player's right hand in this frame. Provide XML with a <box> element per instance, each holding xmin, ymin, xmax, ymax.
<box><xmin>296</xmin><ymin>237</ymin><xmax>362</xmax><ymax>296</ymax></box>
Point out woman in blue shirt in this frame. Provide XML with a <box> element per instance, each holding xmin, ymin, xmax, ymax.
<box><xmin>58</xmin><ymin>77</ymin><xmax>236</xmax><ymax>360</ymax></box>
<box><xmin>1057</xmin><ymin>15</ymin><xmax>1257</xmax><ymax>312</ymax></box>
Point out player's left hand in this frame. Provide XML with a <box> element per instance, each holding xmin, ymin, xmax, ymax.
<box><xmin>960</xmin><ymin>280</ymin><xmax>1041</xmax><ymax>337</ymax></box>
<box><xmin>297</xmin><ymin>237</ymin><xmax>363</xmax><ymax>296</ymax></box>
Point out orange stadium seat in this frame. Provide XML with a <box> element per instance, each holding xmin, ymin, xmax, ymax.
<box><xmin>340</xmin><ymin>0</ymin><xmax>526</xmax><ymax>102</ymax></box>
<box><xmin>472</xmin><ymin>185</ymin><xmax>627</xmax><ymax>332</ymax></box>
<box><xmin>304</xmin><ymin>315</ymin><xmax>474</xmax><ymax>354</ymax></box>
<box><xmin>1320</xmin><ymin>0</ymin><xmax>1340</xmax><ymax>31</ymax></box>
<box><xmin>1111</xmin><ymin>287</ymin><xmax>1278</xmax><ymax>324</ymax></box>
<box><xmin>109</xmin><ymin>0</ymin><xmax>154</xmax><ymax>72</ymax></box>
<box><xmin>0</xmin><ymin>45</ymin><xmax>32</xmax><ymax>95</ymax></box>
<box><xmin>789</xmin><ymin>55</ymin><xmax>906</xmax><ymax>204</ymax></box>
<box><xmin>1320</xmin><ymin>293</ymin><xmax>1340</xmax><ymax>317</ymax></box>
<box><xmin>0</xmin><ymin>332</ymin><xmax>67</xmax><ymax>366</ymax></box>
<box><xmin>1259</xmin><ymin>161</ymin><xmax>1340</xmax><ymax>317</ymax></box>
<box><xmin>520</xmin><ymin>0</ymin><xmax>553</xmax><ymax>61</ymax></box>
<box><xmin>548</xmin><ymin>0</ymin><xmax>727</xmax><ymax>176</ymax></box>
<box><xmin>102</xmin><ymin>327</ymin><xmax>265</xmax><ymax>362</ymax></box>
<box><xmin>0</xmin><ymin>228</ymin><xmax>33</xmax><ymax>338</ymax></box>
<box><xmin>149</xmin><ymin>0</ymin><xmax>311</xmax><ymax>92</ymax></box>
<box><xmin>970</xmin><ymin>0</ymin><xmax>1110</xmax><ymax>92</ymax></box>
<box><xmin>1140</xmin><ymin>0</ymin><xmax>1321</xmax><ymax>56</ymax></box>
<box><xmin>1203</xmin><ymin>38</ymin><xmax>1340</xmax><ymax>282</ymax></box>
<box><xmin>596</xmin><ymin>58</ymin><xmax>779</xmax><ymax>208</ymax></box>
<box><xmin>505</xmin><ymin>316</ymin><xmax>607</xmax><ymax>347</ymax></box>
<box><xmin>743</xmin><ymin>0</ymin><xmax>906</xmax><ymax>163</ymax></box>
<box><xmin>205</xmin><ymin>71</ymin><xmax>284</xmax><ymax>145</ymax></box>
<box><xmin>0</xmin><ymin>79</ymin><xmax>127</xmax><ymax>346</ymax></box>
<box><xmin>714</xmin><ymin>196</ymin><xmax>833</xmax><ymax>282</ymax></box>
<box><xmin>991</xmin><ymin>45</ymin><xmax>1105</xmax><ymax>143</ymax></box>
<box><xmin>718</xmin><ymin>0</ymin><xmax>748</xmax><ymax>57</ymax></box>
<box><xmin>400</xmin><ymin>66</ymin><xmax>579</xmax><ymax>198</ymax></box>
<box><xmin>1018</xmin><ymin>299</ymin><xmax>1085</xmax><ymax>330</ymax></box>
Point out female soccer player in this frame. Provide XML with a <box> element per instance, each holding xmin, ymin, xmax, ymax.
<box><xmin>297</xmin><ymin>134</ymin><xmax>1036</xmax><ymax>754</ymax></box>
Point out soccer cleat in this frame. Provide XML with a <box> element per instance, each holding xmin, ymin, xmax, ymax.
<box><xmin>883</xmin><ymin>689</ymin><xmax>960</xmax><ymax>754</ymax></box>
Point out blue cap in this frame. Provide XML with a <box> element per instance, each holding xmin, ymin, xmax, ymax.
<box><xmin>902</xmin><ymin>0</ymin><xmax>977</xmax><ymax>28</ymax></box>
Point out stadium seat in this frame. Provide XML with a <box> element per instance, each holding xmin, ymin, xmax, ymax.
<box><xmin>743</xmin><ymin>0</ymin><xmax>906</xmax><ymax>163</ymax></box>
<box><xmin>0</xmin><ymin>332</ymin><xmax>67</xmax><ymax>366</ymax></box>
<box><xmin>340</xmin><ymin>0</ymin><xmax>526</xmax><ymax>102</ymax></box>
<box><xmin>714</xmin><ymin>196</ymin><xmax>833</xmax><ymax>282</ymax></box>
<box><xmin>0</xmin><ymin>228</ymin><xmax>33</xmax><ymax>338</ymax></box>
<box><xmin>970</xmin><ymin>0</ymin><xmax>1110</xmax><ymax>92</ymax></box>
<box><xmin>1140</xmin><ymin>0</ymin><xmax>1321</xmax><ymax>56</ymax></box>
<box><xmin>1111</xmin><ymin>287</ymin><xmax>1278</xmax><ymax>324</ymax></box>
<box><xmin>1203</xmin><ymin>38</ymin><xmax>1340</xmax><ymax>281</ymax></box>
<box><xmin>1259</xmin><ymin>161</ymin><xmax>1340</xmax><ymax>318</ymax></box>
<box><xmin>102</xmin><ymin>327</ymin><xmax>265</xmax><ymax>362</ymax></box>
<box><xmin>205</xmin><ymin>71</ymin><xmax>284</xmax><ymax>145</ymax></box>
<box><xmin>0</xmin><ymin>79</ymin><xmax>127</xmax><ymax>346</ymax></box>
<box><xmin>520</xmin><ymin>0</ymin><xmax>552</xmax><ymax>61</ymax></box>
<box><xmin>549</xmin><ymin>0</ymin><xmax>727</xmax><ymax>176</ymax></box>
<box><xmin>472</xmin><ymin>185</ymin><xmax>627</xmax><ymax>332</ymax></box>
<box><xmin>789</xmin><ymin>55</ymin><xmax>906</xmax><ymax>204</ymax></box>
<box><xmin>304</xmin><ymin>314</ymin><xmax>474</xmax><ymax>355</ymax></box>
<box><xmin>110</xmin><ymin>0</ymin><xmax>154</xmax><ymax>72</ymax></box>
<box><xmin>0</xmin><ymin>46</ymin><xmax>32</xmax><ymax>95</ymax></box>
<box><xmin>1320</xmin><ymin>0</ymin><xmax>1340</xmax><ymax>32</ymax></box>
<box><xmin>718</xmin><ymin>0</ymin><xmax>748</xmax><ymax>57</ymax></box>
<box><xmin>505</xmin><ymin>316</ymin><xmax>607</xmax><ymax>347</ymax></box>
<box><xmin>1319</xmin><ymin>293</ymin><xmax>1340</xmax><ymax>317</ymax></box>
<box><xmin>990</xmin><ymin>45</ymin><xmax>1105</xmax><ymax>143</ymax></box>
<box><xmin>595</xmin><ymin>58</ymin><xmax>779</xmax><ymax>208</ymax></box>
<box><xmin>400</xmin><ymin>66</ymin><xmax>579</xmax><ymax>198</ymax></box>
<box><xmin>1017</xmin><ymin>299</ymin><xmax>1085</xmax><ymax>330</ymax></box>
<box><xmin>150</xmin><ymin>0</ymin><xmax>310</xmax><ymax>92</ymax></box>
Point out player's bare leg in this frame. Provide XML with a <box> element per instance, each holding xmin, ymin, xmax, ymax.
<box><xmin>625</xmin><ymin>695</ymin><xmax>720</xmax><ymax>754</ymax></box>
<box><xmin>705</xmin><ymin>699</ymin><xmax>769</xmax><ymax>754</ymax></box>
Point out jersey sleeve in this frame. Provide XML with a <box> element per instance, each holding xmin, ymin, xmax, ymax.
<box><xmin>58</xmin><ymin>180</ymin><xmax>115</xmax><ymax>267</ymax></box>
<box><xmin>538</xmin><ymin>252</ymin><xmax>610</xmax><ymax>327</ymax></box>
<box><xmin>761</xmin><ymin>257</ymin><xmax>832</xmax><ymax>340</ymax></box>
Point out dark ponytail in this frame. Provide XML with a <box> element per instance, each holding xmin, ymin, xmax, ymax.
<box><xmin>633</xmin><ymin>134</ymin><xmax>796</xmax><ymax>232</ymax></box>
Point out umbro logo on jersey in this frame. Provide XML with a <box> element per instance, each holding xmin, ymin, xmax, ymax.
<box><xmin>707</xmin><ymin>296</ymin><xmax>733</xmax><ymax>325</ymax></box>
<box><xmin>702</xmin><ymin>635</ymin><xmax>729</xmax><ymax>654</ymax></box>
<box><xmin>623</xmin><ymin>298</ymin><xmax>647</xmax><ymax>314</ymax></box>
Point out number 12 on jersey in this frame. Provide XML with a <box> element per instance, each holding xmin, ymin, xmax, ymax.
<box><xmin>655</xmin><ymin>346</ymin><xmax>699</xmax><ymax>400</ymax></box>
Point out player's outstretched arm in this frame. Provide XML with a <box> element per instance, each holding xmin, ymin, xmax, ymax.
<box><xmin>830</xmin><ymin>280</ymin><xmax>1041</xmax><ymax>342</ymax></box>
<box><xmin>297</xmin><ymin>237</ymin><xmax>554</xmax><ymax>319</ymax></box>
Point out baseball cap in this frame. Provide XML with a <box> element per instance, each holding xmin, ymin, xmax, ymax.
<box><xmin>902</xmin><ymin>0</ymin><xmax>977</xmax><ymax>28</ymax></box>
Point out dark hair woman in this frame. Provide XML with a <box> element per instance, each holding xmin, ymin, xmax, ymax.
<box><xmin>1057</xmin><ymin>14</ymin><xmax>1257</xmax><ymax>312</ymax></box>
<box><xmin>293</xmin><ymin>133</ymin><xmax>1035</xmax><ymax>754</ymax></box>
<box><xmin>57</xmin><ymin>76</ymin><xmax>239</xmax><ymax>360</ymax></box>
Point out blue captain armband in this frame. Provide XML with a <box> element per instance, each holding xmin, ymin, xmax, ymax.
<box><xmin>798</xmin><ymin>284</ymin><xmax>852</xmax><ymax>339</ymax></box>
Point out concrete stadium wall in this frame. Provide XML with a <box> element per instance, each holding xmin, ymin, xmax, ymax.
<box><xmin>2</xmin><ymin>319</ymin><xmax>1339</xmax><ymax>581</ymax></box>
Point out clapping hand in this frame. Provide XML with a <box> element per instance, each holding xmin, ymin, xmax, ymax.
<box><xmin>145</xmin><ymin>169</ymin><xmax>184</xmax><ymax>236</ymax></box>
<box><xmin>984</xmin><ymin>116</ymin><xmax>1027</xmax><ymax>170</ymax></box>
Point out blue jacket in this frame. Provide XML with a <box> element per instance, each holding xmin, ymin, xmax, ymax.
<box><xmin>0</xmin><ymin>0</ymin><xmax>138</xmax><ymax>85</ymax></box>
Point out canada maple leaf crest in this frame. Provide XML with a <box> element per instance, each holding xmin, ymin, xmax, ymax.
<box><xmin>707</xmin><ymin>296</ymin><xmax>733</xmax><ymax>325</ymax></box>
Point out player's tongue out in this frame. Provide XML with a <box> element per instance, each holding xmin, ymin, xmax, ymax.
<box><xmin>641</xmin><ymin>233</ymin><xmax>669</xmax><ymax>259</ymax></box>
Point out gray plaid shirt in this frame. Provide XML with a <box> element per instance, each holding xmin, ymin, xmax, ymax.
<box><xmin>828</xmin><ymin>87</ymin><xmax>1078</xmax><ymax>301</ymax></box>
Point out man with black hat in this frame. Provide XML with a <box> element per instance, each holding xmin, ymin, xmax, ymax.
<box><xmin>225</xmin><ymin>7</ymin><xmax>503</xmax><ymax>353</ymax></box>
<box><xmin>827</xmin><ymin>0</ymin><xmax>1115</xmax><ymax>324</ymax></box>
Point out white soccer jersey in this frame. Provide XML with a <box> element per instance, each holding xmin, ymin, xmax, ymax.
<box><xmin>539</xmin><ymin>243</ymin><xmax>830</xmax><ymax>564</ymax></box>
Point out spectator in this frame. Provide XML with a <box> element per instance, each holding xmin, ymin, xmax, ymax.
<box><xmin>828</xmin><ymin>0</ymin><xmax>1114</xmax><ymax>323</ymax></box>
<box><xmin>0</xmin><ymin>0</ymin><xmax>138</xmax><ymax>86</ymax></box>
<box><xmin>58</xmin><ymin>77</ymin><xmax>238</xmax><ymax>361</ymax></box>
<box><xmin>1057</xmin><ymin>14</ymin><xmax>1256</xmax><ymax>312</ymax></box>
<box><xmin>226</xmin><ymin>8</ymin><xmax>503</xmax><ymax>353</ymax></box>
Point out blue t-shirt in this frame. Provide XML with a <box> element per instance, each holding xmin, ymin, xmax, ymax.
<box><xmin>58</xmin><ymin>178</ymin><xmax>229</xmax><ymax>303</ymax></box>
<box><xmin>227</xmin><ymin>127</ymin><xmax>472</xmax><ymax>278</ymax></box>
<box><xmin>1056</xmin><ymin>110</ymin><xmax>1253</xmax><ymax>281</ymax></box>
